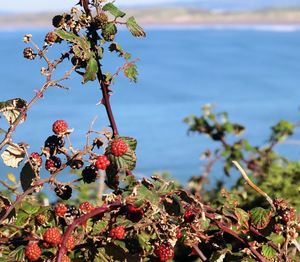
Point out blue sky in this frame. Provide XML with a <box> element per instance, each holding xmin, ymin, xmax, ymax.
<box><xmin>2</xmin><ymin>0</ymin><xmax>300</xmax><ymax>13</ymax></box>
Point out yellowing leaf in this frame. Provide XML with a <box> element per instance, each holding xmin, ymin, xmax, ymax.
<box><xmin>7</xmin><ymin>173</ymin><xmax>16</xmax><ymax>183</ymax></box>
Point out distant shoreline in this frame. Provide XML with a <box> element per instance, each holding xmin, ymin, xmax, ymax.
<box><xmin>1</xmin><ymin>7</ymin><xmax>300</xmax><ymax>31</ymax></box>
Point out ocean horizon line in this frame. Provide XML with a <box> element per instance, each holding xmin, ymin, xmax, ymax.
<box><xmin>1</xmin><ymin>24</ymin><xmax>300</xmax><ymax>32</ymax></box>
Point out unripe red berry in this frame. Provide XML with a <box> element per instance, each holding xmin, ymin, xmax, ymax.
<box><xmin>109</xmin><ymin>225</ymin><xmax>126</xmax><ymax>240</ymax></box>
<box><xmin>43</xmin><ymin>227</ymin><xmax>62</xmax><ymax>246</ymax></box>
<box><xmin>111</xmin><ymin>138</ymin><xmax>128</xmax><ymax>157</ymax></box>
<box><xmin>52</xmin><ymin>120</ymin><xmax>68</xmax><ymax>135</ymax></box>
<box><xmin>65</xmin><ymin>235</ymin><xmax>76</xmax><ymax>251</ymax></box>
<box><xmin>155</xmin><ymin>242</ymin><xmax>174</xmax><ymax>262</ymax></box>
<box><xmin>79</xmin><ymin>201</ymin><xmax>94</xmax><ymax>214</ymax></box>
<box><xmin>95</xmin><ymin>155</ymin><xmax>110</xmax><ymax>170</ymax></box>
<box><xmin>54</xmin><ymin>203</ymin><xmax>68</xmax><ymax>217</ymax></box>
<box><xmin>30</xmin><ymin>152</ymin><xmax>42</xmax><ymax>167</ymax></box>
<box><xmin>25</xmin><ymin>242</ymin><xmax>41</xmax><ymax>261</ymax></box>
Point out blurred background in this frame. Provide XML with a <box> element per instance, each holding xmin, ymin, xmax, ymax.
<box><xmin>1</xmin><ymin>0</ymin><xmax>300</xmax><ymax>189</ymax></box>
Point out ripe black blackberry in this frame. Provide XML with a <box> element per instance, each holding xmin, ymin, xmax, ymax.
<box><xmin>54</xmin><ymin>184</ymin><xmax>72</xmax><ymax>200</ymax></box>
<box><xmin>81</xmin><ymin>165</ymin><xmax>98</xmax><ymax>183</ymax></box>
<box><xmin>44</xmin><ymin>135</ymin><xmax>65</xmax><ymax>155</ymax></box>
<box><xmin>125</xmin><ymin>237</ymin><xmax>141</xmax><ymax>254</ymax></box>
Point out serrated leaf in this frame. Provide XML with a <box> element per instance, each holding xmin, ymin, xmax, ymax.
<box><xmin>1</xmin><ymin>143</ymin><xmax>25</xmax><ymax>168</ymax></box>
<box><xmin>103</xmin><ymin>3</ymin><xmax>126</xmax><ymax>18</ymax></box>
<box><xmin>267</xmin><ymin>232</ymin><xmax>285</xmax><ymax>245</ymax></box>
<box><xmin>0</xmin><ymin>127</ymin><xmax>6</xmax><ymax>135</ymax></box>
<box><xmin>234</xmin><ymin>208</ymin><xmax>249</xmax><ymax>233</ymax></box>
<box><xmin>15</xmin><ymin>209</ymin><xmax>29</xmax><ymax>226</ymax></box>
<box><xmin>122</xmin><ymin>136</ymin><xmax>137</xmax><ymax>151</ymax></box>
<box><xmin>124</xmin><ymin>63</ymin><xmax>138</xmax><ymax>83</ymax></box>
<box><xmin>126</xmin><ymin>16</ymin><xmax>146</xmax><ymax>37</ymax></box>
<box><xmin>135</xmin><ymin>184</ymin><xmax>159</xmax><ymax>207</ymax></box>
<box><xmin>83</xmin><ymin>57</ymin><xmax>98</xmax><ymax>83</ymax></box>
<box><xmin>261</xmin><ymin>244</ymin><xmax>276</xmax><ymax>259</ymax></box>
<box><xmin>20</xmin><ymin>162</ymin><xmax>38</xmax><ymax>192</ymax></box>
<box><xmin>22</xmin><ymin>201</ymin><xmax>40</xmax><ymax>215</ymax></box>
<box><xmin>249</xmin><ymin>207</ymin><xmax>272</xmax><ymax>229</ymax></box>
<box><xmin>7</xmin><ymin>173</ymin><xmax>16</xmax><ymax>183</ymax></box>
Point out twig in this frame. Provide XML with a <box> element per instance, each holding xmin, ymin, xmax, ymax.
<box><xmin>232</xmin><ymin>161</ymin><xmax>275</xmax><ymax>211</ymax></box>
<box><xmin>192</xmin><ymin>244</ymin><xmax>207</xmax><ymax>261</ymax></box>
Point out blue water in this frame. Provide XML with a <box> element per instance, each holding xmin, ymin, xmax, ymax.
<box><xmin>1</xmin><ymin>27</ymin><xmax>300</xmax><ymax>190</ymax></box>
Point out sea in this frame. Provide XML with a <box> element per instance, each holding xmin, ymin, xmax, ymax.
<box><xmin>1</xmin><ymin>25</ymin><xmax>300</xmax><ymax>193</ymax></box>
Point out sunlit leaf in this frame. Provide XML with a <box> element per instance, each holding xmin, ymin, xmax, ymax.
<box><xmin>1</xmin><ymin>143</ymin><xmax>25</xmax><ymax>168</ymax></box>
<box><xmin>126</xmin><ymin>17</ymin><xmax>146</xmax><ymax>37</ymax></box>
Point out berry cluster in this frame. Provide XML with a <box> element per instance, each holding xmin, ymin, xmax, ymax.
<box><xmin>54</xmin><ymin>203</ymin><xmax>68</xmax><ymax>217</ymax></box>
<box><xmin>155</xmin><ymin>242</ymin><xmax>174</xmax><ymax>262</ymax></box>
<box><xmin>25</xmin><ymin>243</ymin><xmax>41</xmax><ymax>261</ymax></box>
<box><xmin>52</xmin><ymin>119</ymin><xmax>69</xmax><ymax>135</ymax></box>
<box><xmin>111</xmin><ymin>138</ymin><xmax>128</xmax><ymax>157</ymax></box>
<box><xmin>109</xmin><ymin>225</ymin><xmax>126</xmax><ymax>240</ymax></box>
<box><xmin>43</xmin><ymin>227</ymin><xmax>62</xmax><ymax>246</ymax></box>
<box><xmin>95</xmin><ymin>155</ymin><xmax>110</xmax><ymax>170</ymax></box>
<box><xmin>79</xmin><ymin>201</ymin><xmax>95</xmax><ymax>214</ymax></box>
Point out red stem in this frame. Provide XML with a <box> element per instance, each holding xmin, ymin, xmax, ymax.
<box><xmin>56</xmin><ymin>201</ymin><xmax>122</xmax><ymax>262</ymax></box>
<box><xmin>100</xmin><ymin>81</ymin><xmax>119</xmax><ymax>136</ymax></box>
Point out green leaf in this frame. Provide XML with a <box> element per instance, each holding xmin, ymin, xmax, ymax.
<box><xmin>109</xmin><ymin>43</ymin><xmax>132</xmax><ymax>60</ymax></box>
<box><xmin>103</xmin><ymin>3</ymin><xmax>126</xmax><ymax>18</ymax></box>
<box><xmin>9</xmin><ymin>245</ymin><xmax>25</xmax><ymax>262</ymax></box>
<box><xmin>249</xmin><ymin>207</ymin><xmax>272</xmax><ymax>229</ymax></box>
<box><xmin>267</xmin><ymin>232</ymin><xmax>285</xmax><ymax>245</ymax></box>
<box><xmin>124</xmin><ymin>63</ymin><xmax>138</xmax><ymax>83</ymax></box>
<box><xmin>83</xmin><ymin>57</ymin><xmax>98</xmax><ymax>83</ymax></box>
<box><xmin>54</xmin><ymin>29</ymin><xmax>79</xmax><ymax>42</ymax></box>
<box><xmin>102</xmin><ymin>22</ymin><xmax>117</xmax><ymax>42</ymax></box>
<box><xmin>126</xmin><ymin>16</ymin><xmax>146</xmax><ymax>37</ymax></box>
<box><xmin>21</xmin><ymin>202</ymin><xmax>40</xmax><ymax>215</ymax></box>
<box><xmin>261</xmin><ymin>244</ymin><xmax>276</xmax><ymax>260</ymax></box>
<box><xmin>122</xmin><ymin>136</ymin><xmax>137</xmax><ymax>151</ymax></box>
